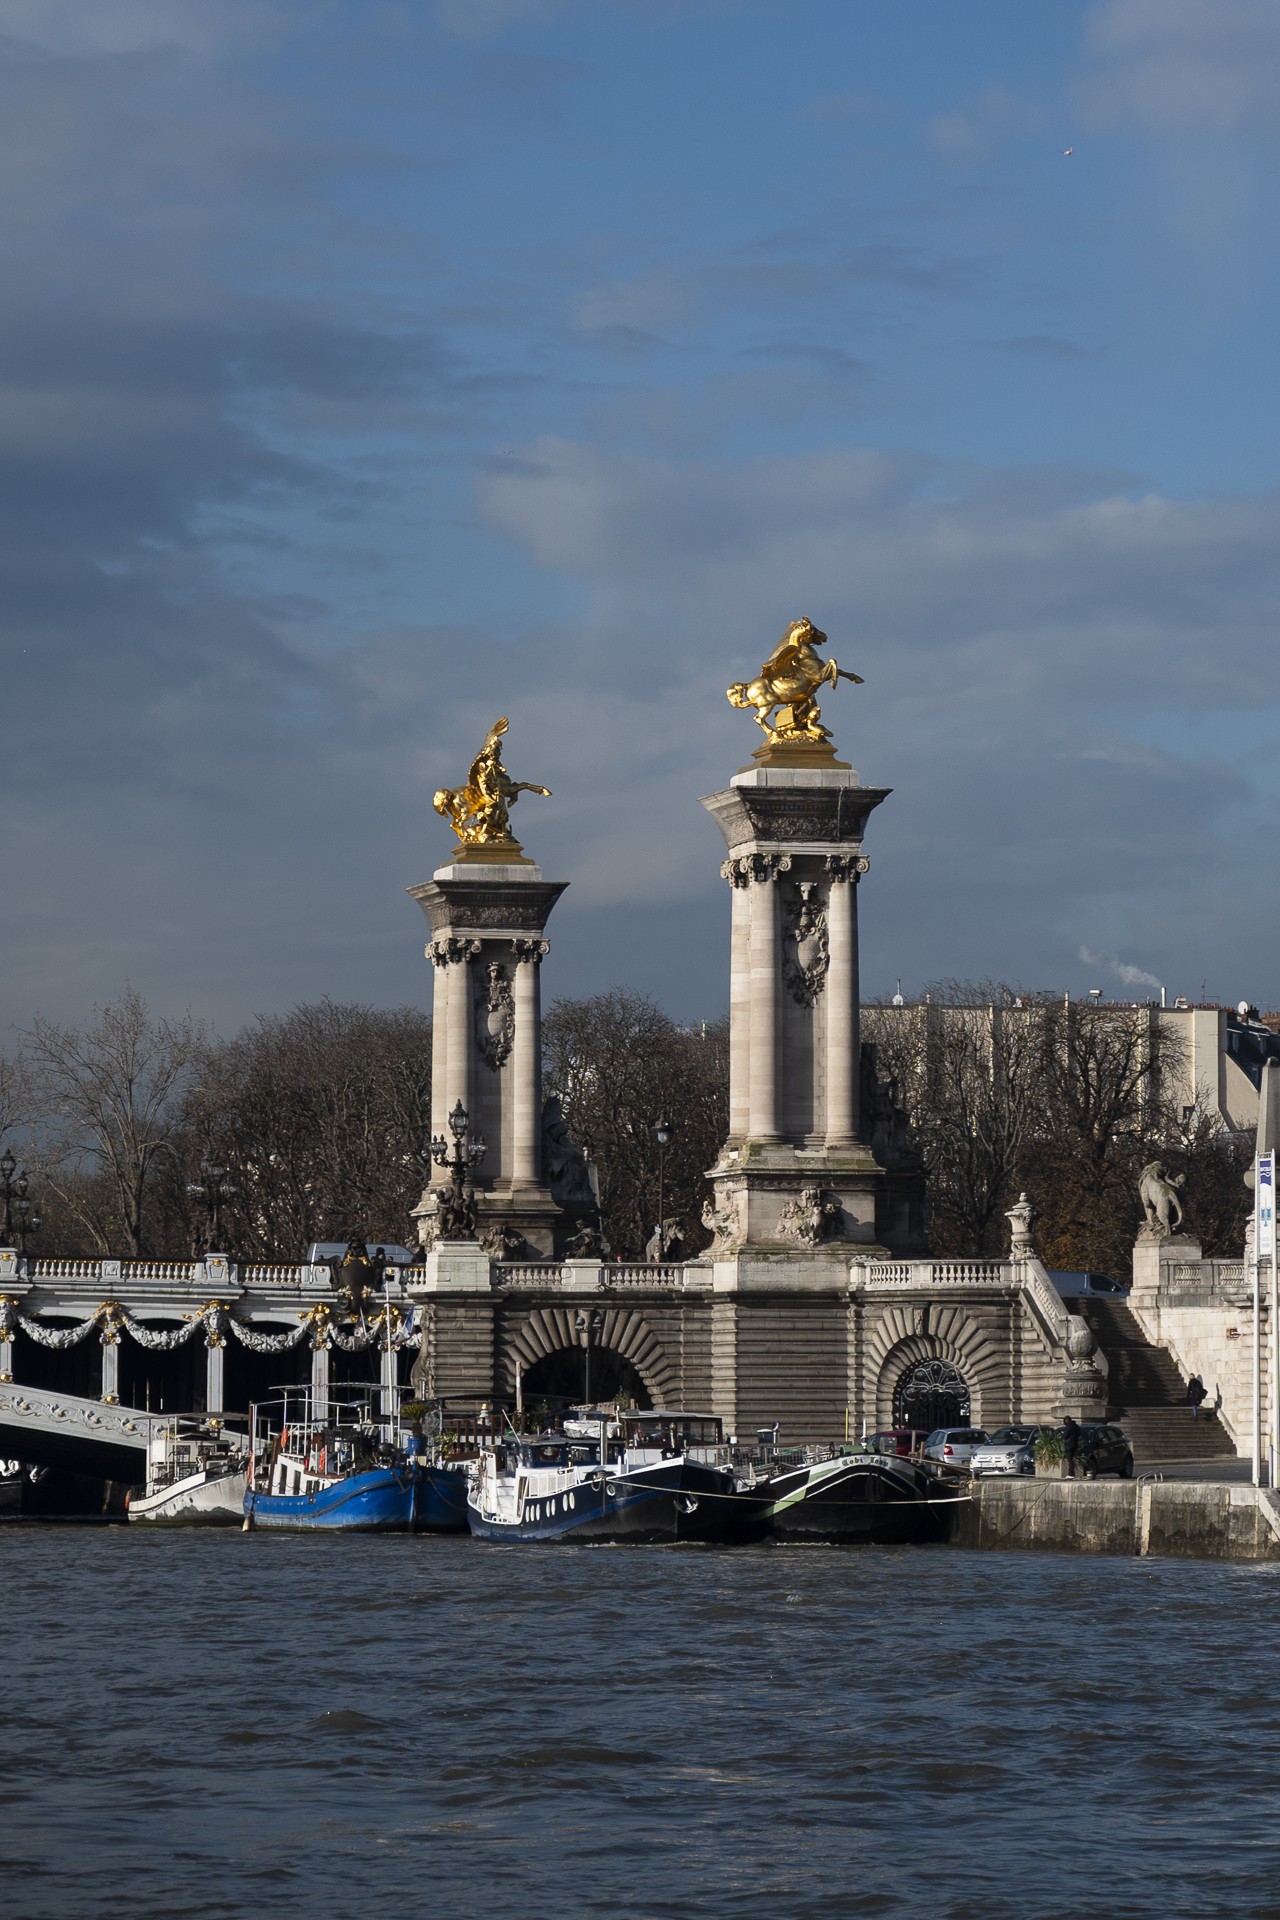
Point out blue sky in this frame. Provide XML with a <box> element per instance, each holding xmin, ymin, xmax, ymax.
<box><xmin>3</xmin><ymin>0</ymin><xmax>1280</xmax><ymax>1032</ymax></box>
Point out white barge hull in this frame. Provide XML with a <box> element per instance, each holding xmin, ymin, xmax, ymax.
<box><xmin>128</xmin><ymin>1468</ymin><xmax>248</xmax><ymax>1526</ymax></box>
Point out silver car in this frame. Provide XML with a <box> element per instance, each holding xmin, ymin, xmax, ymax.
<box><xmin>969</xmin><ymin>1425</ymin><xmax>1047</xmax><ymax>1477</ymax></box>
<box><xmin>923</xmin><ymin>1426</ymin><xmax>989</xmax><ymax>1468</ymax></box>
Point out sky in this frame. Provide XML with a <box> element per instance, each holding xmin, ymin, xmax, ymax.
<box><xmin>3</xmin><ymin>0</ymin><xmax>1280</xmax><ymax>1037</ymax></box>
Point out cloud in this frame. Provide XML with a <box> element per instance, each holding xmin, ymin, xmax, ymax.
<box><xmin>1082</xmin><ymin>0</ymin><xmax>1280</xmax><ymax>132</ymax></box>
<box><xmin>929</xmin><ymin>86</ymin><xmax>1037</xmax><ymax>160</ymax></box>
<box><xmin>476</xmin><ymin>434</ymin><xmax>1280</xmax><ymax>1009</ymax></box>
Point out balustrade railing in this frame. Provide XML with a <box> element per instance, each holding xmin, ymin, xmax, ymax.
<box><xmin>859</xmin><ymin>1259</ymin><xmax>1010</xmax><ymax>1289</ymax></box>
<box><xmin>494</xmin><ymin>1263</ymin><xmax>561</xmax><ymax>1288</ymax></box>
<box><xmin>491</xmin><ymin>1261</ymin><xmax>687</xmax><ymax>1290</ymax></box>
<box><xmin>241</xmin><ymin>1264</ymin><xmax>327</xmax><ymax>1286</ymax></box>
<box><xmin>29</xmin><ymin>1257</ymin><xmax>200</xmax><ymax>1284</ymax></box>
<box><xmin>609</xmin><ymin>1264</ymin><xmax>682</xmax><ymax>1288</ymax></box>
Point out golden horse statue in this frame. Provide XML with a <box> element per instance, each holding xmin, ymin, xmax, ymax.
<box><xmin>727</xmin><ymin>617</ymin><xmax>862</xmax><ymax>747</ymax></box>
<box><xmin>434</xmin><ymin>717</ymin><xmax>550</xmax><ymax>849</ymax></box>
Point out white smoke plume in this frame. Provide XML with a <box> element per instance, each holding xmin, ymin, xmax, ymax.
<box><xmin>1078</xmin><ymin>945</ymin><xmax>1164</xmax><ymax>994</ymax></box>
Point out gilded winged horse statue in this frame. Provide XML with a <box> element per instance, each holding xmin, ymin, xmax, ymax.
<box><xmin>727</xmin><ymin>618</ymin><xmax>863</xmax><ymax>748</ymax></box>
<box><xmin>434</xmin><ymin>717</ymin><xmax>550</xmax><ymax>850</ymax></box>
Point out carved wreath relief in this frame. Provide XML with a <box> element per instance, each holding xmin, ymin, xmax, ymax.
<box><xmin>476</xmin><ymin>960</ymin><xmax>515</xmax><ymax>1070</ymax></box>
<box><xmin>782</xmin><ymin>881</ymin><xmax>829</xmax><ymax>1006</ymax></box>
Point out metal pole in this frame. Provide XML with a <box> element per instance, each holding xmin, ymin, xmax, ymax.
<box><xmin>1271</xmin><ymin>1249</ymin><xmax>1279</xmax><ymax>1490</ymax></box>
<box><xmin>1253</xmin><ymin>1158</ymin><xmax>1263</xmax><ymax>1488</ymax></box>
<box><xmin>656</xmin><ymin>1142</ymin><xmax>665</xmax><ymax>1255</ymax></box>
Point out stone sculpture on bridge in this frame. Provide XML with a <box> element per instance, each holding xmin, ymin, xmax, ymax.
<box><xmin>1139</xmin><ymin>1160</ymin><xmax>1186</xmax><ymax>1237</ymax></box>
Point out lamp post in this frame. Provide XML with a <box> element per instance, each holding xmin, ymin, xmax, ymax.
<box><xmin>574</xmin><ymin>1306</ymin><xmax>604</xmax><ymax>1403</ymax></box>
<box><xmin>653</xmin><ymin>1114</ymin><xmax>672</xmax><ymax>1260</ymax></box>
<box><xmin>187</xmin><ymin>1160</ymin><xmax>233</xmax><ymax>1255</ymax></box>
<box><xmin>430</xmin><ymin>1100</ymin><xmax>486</xmax><ymax>1240</ymax></box>
<box><xmin>0</xmin><ymin>1149</ymin><xmax>41</xmax><ymax>1254</ymax></box>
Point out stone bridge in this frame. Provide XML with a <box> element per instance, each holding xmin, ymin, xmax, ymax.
<box><xmin>0</xmin><ymin>1244</ymin><xmax>1105</xmax><ymax>1459</ymax></box>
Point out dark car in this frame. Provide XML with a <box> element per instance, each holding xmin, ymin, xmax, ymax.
<box><xmin>1049</xmin><ymin>1269</ymin><xmax>1130</xmax><ymax>1299</ymax></box>
<box><xmin>1073</xmin><ymin>1423</ymin><xmax>1135</xmax><ymax>1479</ymax></box>
<box><xmin>864</xmin><ymin>1429</ymin><xmax>927</xmax><ymax>1458</ymax></box>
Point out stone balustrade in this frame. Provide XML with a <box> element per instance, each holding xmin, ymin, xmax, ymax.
<box><xmin>857</xmin><ymin>1259</ymin><xmax>1010</xmax><ymax>1289</ymax></box>
<box><xmin>492</xmin><ymin>1262</ymin><xmax>686</xmax><ymax>1290</ymax></box>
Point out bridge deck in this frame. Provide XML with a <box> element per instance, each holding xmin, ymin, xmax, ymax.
<box><xmin>0</xmin><ymin>1382</ymin><xmax>160</xmax><ymax>1481</ymax></box>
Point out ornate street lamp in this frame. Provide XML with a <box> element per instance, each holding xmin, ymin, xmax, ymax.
<box><xmin>187</xmin><ymin>1160</ymin><xmax>234</xmax><ymax>1255</ymax></box>
<box><xmin>574</xmin><ymin>1306</ymin><xmax>605</xmax><ymax>1404</ymax></box>
<box><xmin>430</xmin><ymin>1100</ymin><xmax>486</xmax><ymax>1240</ymax></box>
<box><xmin>653</xmin><ymin>1114</ymin><xmax>672</xmax><ymax>1260</ymax></box>
<box><xmin>0</xmin><ymin>1148</ymin><xmax>41</xmax><ymax>1255</ymax></box>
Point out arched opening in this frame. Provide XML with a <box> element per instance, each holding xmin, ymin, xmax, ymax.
<box><xmin>893</xmin><ymin>1358</ymin><xmax>970</xmax><ymax>1434</ymax></box>
<box><xmin>519</xmin><ymin>1345</ymin><xmax>653</xmax><ymax>1414</ymax></box>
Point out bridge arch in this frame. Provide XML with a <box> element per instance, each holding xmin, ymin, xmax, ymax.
<box><xmin>499</xmin><ymin>1304</ymin><xmax>677</xmax><ymax>1409</ymax></box>
<box><xmin>867</xmin><ymin>1303</ymin><xmax>1004</xmax><ymax>1430</ymax></box>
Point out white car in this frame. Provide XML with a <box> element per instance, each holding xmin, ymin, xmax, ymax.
<box><xmin>969</xmin><ymin>1425</ymin><xmax>1047</xmax><ymax>1477</ymax></box>
<box><xmin>923</xmin><ymin>1426</ymin><xmax>989</xmax><ymax>1468</ymax></box>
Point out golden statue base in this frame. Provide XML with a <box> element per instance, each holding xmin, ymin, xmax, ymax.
<box><xmin>749</xmin><ymin>737</ymin><xmax>851</xmax><ymax>771</ymax></box>
<box><xmin>447</xmin><ymin>839</ymin><xmax>534</xmax><ymax>865</ymax></box>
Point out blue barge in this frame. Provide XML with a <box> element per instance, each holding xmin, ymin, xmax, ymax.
<box><xmin>244</xmin><ymin>1387</ymin><xmax>419</xmax><ymax>1533</ymax></box>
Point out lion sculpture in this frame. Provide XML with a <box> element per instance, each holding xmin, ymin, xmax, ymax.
<box><xmin>1139</xmin><ymin>1160</ymin><xmax>1186</xmax><ymax>1236</ymax></box>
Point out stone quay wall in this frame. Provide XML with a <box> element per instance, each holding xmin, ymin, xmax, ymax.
<box><xmin>951</xmin><ymin>1477</ymin><xmax>1280</xmax><ymax>1563</ymax></box>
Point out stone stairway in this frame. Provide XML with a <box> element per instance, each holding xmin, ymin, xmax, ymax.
<box><xmin>1080</xmin><ymin>1299</ymin><xmax>1237</xmax><ymax>1465</ymax></box>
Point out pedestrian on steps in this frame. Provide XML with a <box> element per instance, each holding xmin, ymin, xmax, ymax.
<box><xmin>1187</xmin><ymin>1374</ymin><xmax>1208</xmax><ymax>1422</ymax></box>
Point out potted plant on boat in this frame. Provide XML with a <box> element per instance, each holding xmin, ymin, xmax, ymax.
<box><xmin>1034</xmin><ymin>1429</ymin><xmax>1065</xmax><ymax>1479</ymax></box>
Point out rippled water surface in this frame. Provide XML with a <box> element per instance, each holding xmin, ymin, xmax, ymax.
<box><xmin>5</xmin><ymin>1530</ymin><xmax>1280</xmax><ymax>1919</ymax></box>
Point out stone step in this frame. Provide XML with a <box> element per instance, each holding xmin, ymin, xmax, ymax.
<box><xmin>1111</xmin><ymin>1406</ymin><xmax>1236</xmax><ymax>1462</ymax></box>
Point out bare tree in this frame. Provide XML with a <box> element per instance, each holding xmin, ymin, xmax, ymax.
<box><xmin>0</xmin><ymin>1047</ymin><xmax>30</xmax><ymax>1147</ymax></box>
<box><xmin>173</xmin><ymin>1001</ymin><xmax>433</xmax><ymax>1259</ymax></box>
<box><xmin>23</xmin><ymin>989</ymin><xmax>204</xmax><ymax>1255</ymax></box>
<box><xmin>864</xmin><ymin>982</ymin><xmax>1045</xmax><ymax>1254</ymax></box>
<box><xmin>543</xmin><ymin>991</ymin><xmax>729</xmax><ymax>1258</ymax></box>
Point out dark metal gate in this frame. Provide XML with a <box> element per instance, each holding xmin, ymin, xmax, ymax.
<box><xmin>893</xmin><ymin>1358</ymin><xmax>970</xmax><ymax>1434</ymax></box>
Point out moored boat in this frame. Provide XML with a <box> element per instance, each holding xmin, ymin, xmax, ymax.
<box><xmin>126</xmin><ymin>1417</ymin><xmax>249</xmax><ymax>1527</ymax></box>
<box><xmin>466</xmin><ymin>1411</ymin><xmax>760</xmax><ymax>1545</ymax></box>
<box><xmin>751</xmin><ymin>1447</ymin><xmax>959</xmax><ymax>1546</ymax></box>
<box><xmin>405</xmin><ymin>1399</ymin><xmax>495</xmax><ymax>1535</ymax></box>
<box><xmin>243</xmin><ymin>1388</ymin><xmax>418</xmax><ymax>1532</ymax></box>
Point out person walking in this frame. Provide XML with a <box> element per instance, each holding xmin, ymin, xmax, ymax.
<box><xmin>1187</xmin><ymin>1374</ymin><xmax>1208</xmax><ymax>1422</ymax></box>
<box><xmin>1062</xmin><ymin>1414</ymin><xmax>1080</xmax><ymax>1478</ymax></box>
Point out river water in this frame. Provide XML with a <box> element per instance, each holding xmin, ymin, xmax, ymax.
<box><xmin>4</xmin><ymin>1530</ymin><xmax>1280</xmax><ymax>1920</ymax></box>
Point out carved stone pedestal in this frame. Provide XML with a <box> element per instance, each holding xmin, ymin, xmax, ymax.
<box><xmin>408</xmin><ymin>857</ymin><xmax>568</xmax><ymax>1258</ymax></box>
<box><xmin>699</xmin><ymin>763</ymin><xmax>923</xmax><ymax>1258</ymax></box>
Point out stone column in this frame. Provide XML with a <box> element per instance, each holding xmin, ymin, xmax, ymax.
<box><xmin>444</xmin><ymin>942</ymin><xmax>478</xmax><ymax>1123</ymax></box>
<box><xmin>723</xmin><ymin>861</ymin><xmax>751</xmax><ymax>1142</ymax></box>
<box><xmin>511</xmin><ymin>940</ymin><xmax>547</xmax><ymax>1184</ymax></box>
<box><xmin>429</xmin><ymin>946</ymin><xmax>450</xmax><ymax>1142</ymax></box>
<box><xmin>205</xmin><ymin>1338</ymin><xmax>224</xmax><ymax>1415</ymax></box>
<box><xmin>101</xmin><ymin>1335</ymin><xmax>119</xmax><ymax>1405</ymax></box>
<box><xmin>748</xmin><ymin>856</ymin><xmax>786</xmax><ymax>1141</ymax></box>
<box><xmin>311</xmin><ymin>1340</ymin><xmax>329</xmax><ymax>1425</ymax></box>
<box><xmin>824</xmin><ymin>855</ymin><xmax>867</xmax><ymax>1147</ymax></box>
<box><xmin>379</xmin><ymin>1327</ymin><xmax>397</xmax><ymax>1423</ymax></box>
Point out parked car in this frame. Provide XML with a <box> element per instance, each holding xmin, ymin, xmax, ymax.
<box><xmin>1073</xmin><ymin>1423</ymin><xmax>1135</xmax><ymax>1479</ymax></box>
<box><xmin>864</xmin><ymin>1429</ymin><xmax>927</xmax><ymax>1458</ymax></box>
<box><xmin>1048</xmin><ymin>1270</ymin><xmax>1129</xmax><ymax>1299</ymax></box>
<box><xmin>923</xmin><ymin>1427</ymin><xmax>989</xmax><ymax>1468</ymax></box>
<box><xmin>969</xmin><ymin>1425</ymin><xmax>1048</xmax><ymax>1477</ymax></box>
